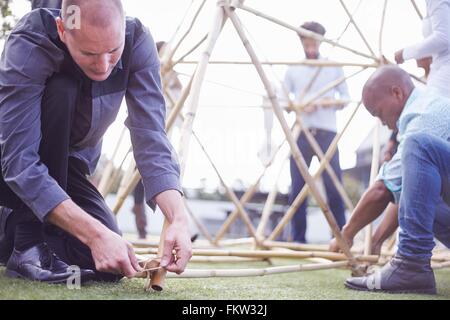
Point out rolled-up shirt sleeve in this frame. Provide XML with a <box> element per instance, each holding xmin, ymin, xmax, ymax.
<box><xmin>0</xmin><ymin>26</ymin><xmax>69</xmax><ymax>221</ymax></box>
<box><xmin>125</xmin><ymin>26</ymin><xmax>182</xmax><ymax>210</ymax></box>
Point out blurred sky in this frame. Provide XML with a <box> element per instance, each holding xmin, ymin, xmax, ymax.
<box><xmin>5</xmin><ymin>0</ymin><xmax>427</xmax><ymax>193</ymax></box>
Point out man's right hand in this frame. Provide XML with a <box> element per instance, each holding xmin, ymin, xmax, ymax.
<box><xmin>47</xmin><ymin>199</ymin><xmax>142</xmax><ymax>279</ymax></box>
<box><xmin>329</xmin><ymin>229</ymin><xmax>353</xmax><ymax>253</ymax></box>
<box><xmin>87</xmin><ymin>229</ymin><xmax>142</xmax><ymax>278</ymax></box>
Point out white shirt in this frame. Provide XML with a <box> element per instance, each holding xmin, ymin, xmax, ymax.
<box><xmin>284</xmin><ymin>60</ymin><xmax>350</xmax><ymax>133</ymax></box>
<box><xmin>403</xmin><ymin>0</ymin><xmax>450</xmax><ymax>98</ymax></box>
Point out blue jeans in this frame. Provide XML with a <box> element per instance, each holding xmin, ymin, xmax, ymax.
<box><xmin>289</xmin><ymin>129</ymin><xmax>346</xmax><ymax>243</ymax></box>
<box><xmin>398</xmin><ymin>133</ymin><xmax>450</xmax><ymax>260</ymax></box>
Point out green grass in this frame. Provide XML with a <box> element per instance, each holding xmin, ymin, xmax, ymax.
<box><xmin>1</xmin><ymin>260</ymin><xmax>450</xmax><ymax>300</ymax></box>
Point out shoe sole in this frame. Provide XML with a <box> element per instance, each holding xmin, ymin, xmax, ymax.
<box><xmin>345</xmin><ymin>282</ymin><xmax>437</xmax><ymax>295</ymax></box>
<box><xmin>5</xmin><ymin>269</ymin><xmax>93</xmax><ymax>285</ymax></box>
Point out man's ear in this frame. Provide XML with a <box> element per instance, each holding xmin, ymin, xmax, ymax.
<box><xmin>56</xmin><ymin>17</ymin><xmax>66</xmax><ymax>43</ymax></box>
<box><xmin>391</xmin><ymin>86</ymin><xmax>403</xmax><ymax>101</ymax></box>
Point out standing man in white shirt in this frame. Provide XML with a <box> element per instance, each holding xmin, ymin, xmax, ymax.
<box><xmin>395</xmin><ymin>0</ymin><xmax>450</xmax><ymax>98</ymax></box>
<box><xmin>284</xmin><ymin>21</ymin><xmax>350</xmax><ymax>243</ymax></box>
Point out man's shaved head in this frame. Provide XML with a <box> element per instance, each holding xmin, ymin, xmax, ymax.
<box><xmin>362</xmin><ymin>65</ymin><xmax>415</xmax><ymax>130</ymax></box>
<box><xmin>57</xmin><ymin>0</ymin><xmax>126</xmax><ymax>81</ymax></box>
<box><xmin>61</xmin><ymin>0</ymin><xmax>125</xmax><ymax>31</ymax></box>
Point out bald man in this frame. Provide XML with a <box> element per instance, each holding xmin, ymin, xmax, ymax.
<box><xmin>329</xmin><ymin>65</ymin><xmax>450</xmax><ymax>294</ymax></box>
<box><xmin>0</xmin><ymin>0</ymin><xmax>192</xmax><ymax>284</ymax></box>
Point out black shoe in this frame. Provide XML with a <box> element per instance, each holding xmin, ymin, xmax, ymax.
<box><xmin>345</xmin><ymin>254</ymin><xmax>437</xmax><ymax>295</ymax></box>
<box><xmin>5</xmin><ymin>243</ymin><xmax>95</xmax><ymax>284</ymax></box>
<box><xmin>0</xmin><ymin>207</ymin><xmax>14</xmax><ymax>266</ymax></box>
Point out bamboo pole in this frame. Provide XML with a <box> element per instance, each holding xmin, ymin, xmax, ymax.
<box><xmin>134</xmin><ymin>261</ymin><xmax>350</xmax><ymax>279</ymax></box>
<box><xmin>235</xmin><ymin>2</ymin><xmax>379</xmax><ymax>62</ymax></box>
<box><xmin>177</xmin><ymin>60</ymin><xmax>378</xmax><ymax>68</ymax></box>
<box><xmin>255</xmin><ymin>157</ymin><xmax>288</xmax><ymax>239</ymax></box>
<box><xmin>297</xmin><ymin>67</ymin><xmax>367</xmax><ymax>111</ymax></box>
<box><xmin>183</xmin><ymin>198</ymin><xmax>215</xmax><ymax>244</ymax></box>
<box><xmin>225</xmin><ymin>7</ymin><xmax>358</xmax><ymax>270</ymax></box>
<box><xmin>296</xmin><ymin>117</ymin><xmax>354</xmax><ymax>212</ymax></box>
<box><xmin>138</xmin><ymin>246</ymin><xmax>378</xmax><ymax>263</ymax></box>
<box><xmin>163</xmin><ymin>0</ymin><xmax>208</xmax><ymax>67</ymax></box>
<box><xmin>410</xmin><ymin>0</ymin><xmax>424</xmax><ymax>20</ymax></box>
<box><xmin>339</xmin><ymin>0</ymin><xmax>377</xmax><ymax>58</ymax></box>
<box><xmin>147</xmin><ymin>220</ymin><xmax>169</xmax><ymax>291</ymax></box>
<box><xmin>379</xmin><ymin>0</ymin><xmax>388</xmax><ymax>57</ymax></box>
<box><xmin>177</xmin><ymin>5</ymin><xmax>228</xmax><ymax>178</ymax></box>
<box><xmin>172</xmin><ymin>34</ymin><xmax>209</xmax><ymax>68</ymax></box>
<box><xmin>192</xmin><ymin>132</ymin><xmax>260</xmax><ymax>243</ymax></box>
<box><xmin>364</xmin><ymin>120</ymin><xmax>381</xmax><ymax>256</ymax></box>
<box><xmin>212</xmin><ymin>124</ymin><xmax>297</xmax><ymax>244</ymax></box>
<box><xmin>268</xmin><ymin>102</ymin><xmax>362</xmax><ymax>241</ymax></box>
<box><xmin>97</xmin><ymin>127</ymin><xmax>127</xmax><ymax>197</ymax></box>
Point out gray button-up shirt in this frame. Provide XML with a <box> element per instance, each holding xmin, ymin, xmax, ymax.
<box><xmin>0</xmin><ymin>9</ymin><xmax>182</xmax><ymax>221</ymax></box>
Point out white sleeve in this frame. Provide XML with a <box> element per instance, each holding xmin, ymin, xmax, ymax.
<box><xmin>403</xmin><ymin>0</ymin><xmax>450</xmax><ymax>60</ymax></box>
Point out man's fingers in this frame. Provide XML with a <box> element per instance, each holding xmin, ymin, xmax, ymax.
<box><xmin>160</xmin><ymin>237</ymin><xmax>175</xmax><ymax>267</ymax></box>
<box><xmin>128</xmin><ymin>244</ymin><xmax>143</xmax><ymax>273</ymax></box>
<box><xmin>119</xmin><ymin>257</ymin><xmax>137</xmax><ymax>278</ymax></box>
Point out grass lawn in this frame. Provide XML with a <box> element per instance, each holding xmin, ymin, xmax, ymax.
<box><xmin>1</xmin><ymin>259</ymin><xmax>450</xmax><ymax>300</ymax></box>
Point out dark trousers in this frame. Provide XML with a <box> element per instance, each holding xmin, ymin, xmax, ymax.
<box><xmin>289</xmin><ymin>129</ymin><xmax>346</xmax><ymax>243</ymax></box>
<box><xmin>0</xmin><ymin>73</ymin><xmax>121</xmax><ymax>281</ymax></box>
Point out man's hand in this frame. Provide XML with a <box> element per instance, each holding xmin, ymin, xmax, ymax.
<box><xmin>329</xmin><ymin>229</ymin><xmax>353</xmax><ymax>253</ymax></box>
<box><xmin>394</xmin><ymin>49</ymin><xmax>404</xmax><ymax>64</ymax></box>
<box><xmin>47</xmin><ymin>199</ymin><xmax>143</xmax><ymax>278</ymax></box>
<box><xmin>88</xmin><ymin>230</ymin><xmax>142</xmax><ymax>278</ymax></box>
<box><xmin>155</xmin><ymin>190</ymin><xmax>193</xmax><ymax>274</ymax></box>
<box><xmin>160</xmin><ymin>218</ymin><xmax>192</xmax><ymax>274</ymax></box>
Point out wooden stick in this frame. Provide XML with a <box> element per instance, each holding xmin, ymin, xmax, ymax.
<box><xmin>410</xmin><ymin>0</ymin><xmax>424</xmax><ymax>20</ymax></box>
<box><xmin>183</xmin><ymin>198</ymin><xmax>215</xmax><ymax>244</ymax></box>
<box><xmin>235</xmin><ymin>2</ymin><xmax>378</xmax><ymax>61</ymax></box>
<box><xmin>268</xmin><ymin>103</ymin><xmax>362</xmax><ymax>241</ymax></box>
<box><xmin>226</xmin><ymin>7</ymin><xmax>358</xmax><ymax>269</ymax></box>
<box><xmin>163</xmin><ymin>0</ymin><xmax>208</xmax><ymax>66</ymax></box>
<box><xmin>255</xmin><ymin>157</ymin><xmax>289</xmax><ymax>239</ymax></box>
<box><xmin>138</xmin><ymin>246</ymin><xmax>378</xmax><ymax>262</ymax></box>
<box><xmin>98</xmin><ymin>127</ymin><xmax>127</xmax><ymax>197</ymax></box>
<box><xmin>339</xmin><ymin>0</ymin><xmax>377</xmax><ymax>58</ymax></box>
<box><xmin>177</xmin><ymin>60</ymin><xmax>378</xmax><ymax>68</ymax></box>
<box><xmin>133</xmin><ymin>261</ymin><xmax>350</xmax><ymax>279</ymax></box>
<box><xmin>177</xmin><ymin>5</ymin><xmax>227</xmax><ymax>178</ymax></box>
<box><xmin>172</xmin><ymin>34</ymin><xmax>209</xmax><ymax>68</ymax></box>
<box><xmin>147</xmin><ymin>220</ymin><xmax>169</xmax><ymax>291</ymax></box>
<box><xmin>379</xmin><ymin>0</ymin><xmax>388</xmax><ymax>57</ymax></box>
<box><xmin>212</xmin><ymin>124</ymin><xmax>296</xmax><ymax>244</ymax></box>
<box><xmin>192</xmin><ymin>132</ymin><xmax>260</xmax><ymax>243</ymax></box>
<box><xmin>296</xmin><ymin>117</ymin><xmax>354</xmax><ymax>212</ymax></box>
<box><xmin>364</xmin><ymin>120</ymin><xmax>382</xmax><ymax>256</ymax></box>
<box><xmin>297</xmin><ymin>68</ymin><xmax>367</xmax><ymax>111</ymax></box>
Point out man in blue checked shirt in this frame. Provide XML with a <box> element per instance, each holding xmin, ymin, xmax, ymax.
<box><xmin>0</xmin><ymin>0</ymin><xmax>192</xmax><ymax>284</ymax></box>
<box><xmin>330</xmin><ymin>65</ymin><xmax>450</xmax><ymax>294</ymax></box>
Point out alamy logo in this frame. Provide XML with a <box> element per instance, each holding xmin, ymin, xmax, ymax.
<box><xmin>65</xmin><ymin>5</ymin><xmax>81</xmax><ymax>30</ymax></box>
<box><xmin>66</xmin><ymin>265</ymin><xmax>81</xmax><ymax>290</ymax></box>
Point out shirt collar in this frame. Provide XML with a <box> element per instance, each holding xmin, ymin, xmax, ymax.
<box><xmin>397</xmin><ymin>87</ymin><xmax>420</xmax><ymax>128</ymax></box>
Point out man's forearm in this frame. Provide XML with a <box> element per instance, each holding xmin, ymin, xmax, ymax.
<box><xmin>46</xmin><ymin>199</ymin><xmax>108</xmax><ymax>247</ymax></box>
<box><xmin>343</xmin><ymin>180</ymin><xmax>393</xmax><ymax>239</ymax></box>
<box><xmin>154</xmin><ymin>189</ymin><xmax>188</xmax><ymax>223</ymax></box>
<box><xmin>372</xmin><ymin>203</ymin><xmax>399</xmax><ymax>249</ymax></box>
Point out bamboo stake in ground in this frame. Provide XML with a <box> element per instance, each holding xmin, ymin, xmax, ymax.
<box><xmin>225</xmin><ymin>6</ymin><xmax>359</xmax><ymax>272</ymax></box>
